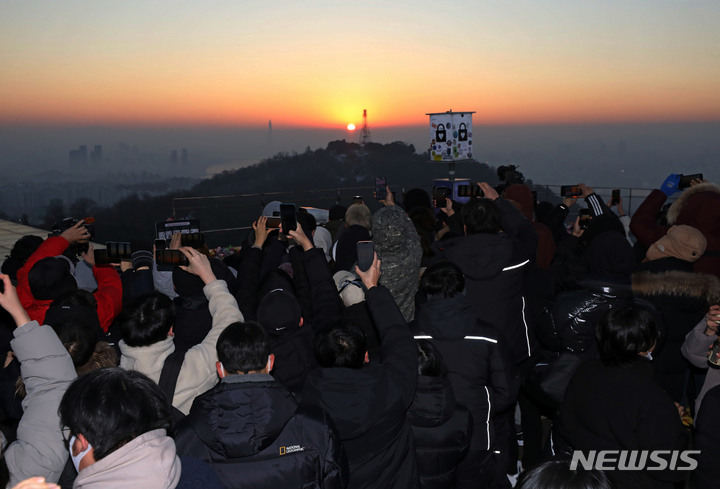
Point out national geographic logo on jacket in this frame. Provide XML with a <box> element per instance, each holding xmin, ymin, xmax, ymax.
<box><xmin>279</xmin><ymin>445</ymin><xmax>306</xmax><ymax>455</ymax></box>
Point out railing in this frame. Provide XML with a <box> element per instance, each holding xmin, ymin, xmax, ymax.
<box><xmin>170</xmin><ymin>184</ymin><xmax>668</xmax><ymax>244</ymax></box>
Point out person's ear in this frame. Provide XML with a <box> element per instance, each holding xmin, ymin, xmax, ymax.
<box><xmin>299</xmin><ymin>317</ymin><xmax>304</xmax><ymax>327</ymax></box>
<box><xmin>267</xmin><ymin>354</ymin><xmax>275</xmax><ymax>373</ymax></box>
<box><xmin>71</xmin><ymin>433</ymin><xmax>91</xmax><ymax>457</ymax></box>
<box><xmin>216</xmin><ymin>361</ymin><xmax>225</xmax><ymax>378</ymax></box>
<box><xmin>364</xmin><ymin>351</ymin><xmax>370</xmax><ymax>364</ymax></box>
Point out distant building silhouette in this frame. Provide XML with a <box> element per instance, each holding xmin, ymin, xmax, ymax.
<box><xmin>69</xmin><ymin>145</ymin><xmax>89</xmax><ymax>170</ymax></box>
<box><xmin>90</xmin><ymin>145</ymin><xmax>103</xmax><ymax>165</ymax></box>
<box><xmin>181</xmin><ymin>148</ymin><xmax>188</xmax><ymax>165</ymax></box>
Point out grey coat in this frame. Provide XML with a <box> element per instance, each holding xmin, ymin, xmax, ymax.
<box><xmin>6</xmin><ymin>320</ymin><xmax>77</xmax><ymax>487</ymax></box>
<box><xmin>681</xmin><ymin>318</ymin><xmax>720</xmax><ymax>418</ymax></box>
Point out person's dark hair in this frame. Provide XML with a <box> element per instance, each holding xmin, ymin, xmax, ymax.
<box><xmin>596</xmin><ymin>302</ymin><xmax>658</xmax><ymax>367</ymax></box>
<box><xmin>46</xmin><ymin>290</ymin><xmax>101</xmax><ymax>367</ymax></box>
<box><xmin>461</xmin><ymin>198</ymin><xmax>503</xmax><ymax>235</ymax></box>
<box><xmin>403</xmin><ymin>188</ymin><xmax>432</xmax><ymax>213</ymax></box>
<box><xmin>516</xmin><ymin>459</ymin><xmax>613</xmax><ymax>489</ymax></box>
<box><xmin>408</xmin><ymin>206</ymin><xmax>436</xmax><ymax>257</ymax></box>
<box><xmin>417</xmin><ymin>340</ymin><xmax>447</xmax><ymax>377</ymax></box>
<box><xmin>419</xmin><ymin>260</ymin><xmax>465</xmax><ymax>298</ymax></box>
<box><xmin>314</xmin><ymin>324</ymin><xmax>367</xmax><ymax>369</ymax></box>
<box><xmin>117</xmin><ymin>292</ymin><xmax>175</xmax><ymax>347</ymax></box>
<box><xmin>216</xmin><ymin>322</ymin><xmax>270</xmax><ymax>374</ymax></box>
<box><xmin>59</xmin><ymin>368</ymin><xmax>171</xmax><ymax>461</ymax></box>
<box><xmin>297</xmin><ymin>208</ymin><xmax>317</xmax><ymax>239</ymax></box>
<box><xmin>1</xmin><ymin>235</ymin><xmax>43</xmax><ymax>282</ymax></box>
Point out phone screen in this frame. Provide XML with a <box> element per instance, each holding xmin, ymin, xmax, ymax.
<box><xmin>180</xmin><ymin>232</ymin><xmax>205</xmax><ymax>249</ymax></box>
<box><xmin>375</xmin><ymin>177</ymin><xmax>387</xmax><ymax>200</ymax></box>
<box><xmin>280</xmin><ymin>203</ymin><xmax>297</xmax><ymax>235</ymax></box>
<box><xmin>106</xmin><ymin>241</ymin><xmax>132</xmax><ymax>261</ymax></box>
<box><xmin>155</xmin><ymin>249</ymin><xmax>189</xmax><ymax>267</ymax></box>
<box><xmin>561</xmin><ymin>185</ymin><xmax>582</xmax><ymax>198</ymax></box>
<box><xmin>356</xmin><ymin>241</ymin><xmax>374</xmax><ymax>272</ymax></box>
<box><xmin>433</xmin><ymin>186</ymin><xmax>450</xmax><ymax>208</ymax></box>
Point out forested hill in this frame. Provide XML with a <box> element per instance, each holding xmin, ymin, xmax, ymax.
<box><xmin>93</xmin><ymin>140</ymin><xmax>517</xmax><ymax>246</ymax></box>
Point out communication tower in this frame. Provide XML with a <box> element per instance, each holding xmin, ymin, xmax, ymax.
<box><xmin>360</xmin><ymin>109</ymin><xmax>371</xmax><ymax>145</ymax></box>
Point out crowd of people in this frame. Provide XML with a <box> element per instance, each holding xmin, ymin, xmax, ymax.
<box><xmin>0</xmin><ymin>172</ymin><xmax>719</xmax><ymax>489</ymax></box>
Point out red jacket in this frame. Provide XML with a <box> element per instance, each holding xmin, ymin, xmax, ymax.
<box><xmin>16</xmin><ymin>236</ymin><xmax>123</xmax><ymax>332</ymax></box>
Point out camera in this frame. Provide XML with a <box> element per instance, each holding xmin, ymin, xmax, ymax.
<box><xmin>497</xmin><ymin>165</ymin><xmax>525</xmax><ymax>185</ymax></box>
<box><xmin>50</xmin><ymin>217</ymin><xmax>94</xmax><ymax>254</ymax></box>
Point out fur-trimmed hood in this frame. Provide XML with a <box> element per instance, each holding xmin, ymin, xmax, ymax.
<box><xmin>668</xmin><ymin>182</ymin><xmax>720</xmax><ymax>226</ymax></box>
<box><xmin>632</xmin><ymin>270</ymin><xmax>720</xmax><ymax>302</ymax></box>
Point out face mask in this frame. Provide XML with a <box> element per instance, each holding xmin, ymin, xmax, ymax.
<box><xmin>646</xmin><ymin>352</ymin><xmax>653</xmax><ymax>361</ymax></box>
<box><xmin>69</xmin><ymin>435</ymin><xmax>93</xmax><ymax>472</ymax></box>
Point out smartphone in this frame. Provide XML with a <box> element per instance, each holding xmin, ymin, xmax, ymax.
<box><xmin>375</xmin><ymin>177</ymin><xmax>387</xmax><ymax>200</ymax></box>
<box><xmin>265</xmin><ymin>217</ymin><xmax>282</xmax><ymax>229</ymax></box>
<box><xmin>356</xmin><ymin>241</ymin><xmax>374</xmax><ymax>272</ymax></box>
<box><xmin>93</xmin><ymin>248</ymin><xmax>110</xmax><ymax>266</ymax></box>
<box><xmin>433</xmin><ymin>186</ymin><xmax>451</xmax><ymax>208</ymax></box>
<box><xmin>611</xmin><ymin>189</ymin><xmax>620</xmax><ymax>206</ymax></box>
<box><xmin>457</xmin><ymin>185</ymin><xmax>474</xmax><ymax>198</ymax></box>
<box><xmin>679</xmin><ymin>173</ymin><xmax>703</xmax><ymax>189</ymax></box>
<box><xmin>155</xmin><ymin>249</ymin><xmax>189</xmax><ymax>267</ymax></box>
<box><xmin>280</xmin><ymin>203</ymin><xmax>297</xmax><ymax>235</ymax></box>
<box><xmin>561</xmin><ymin>185</ymin><xmax>582</xmax><ymax>198</ymax></box>
<box><xmin>154</xmin><ymin>239</ymin><xmax>167</xmax><ymax>251</ymax></box>
<box><xmin>578</xmin><ymin>208</ymin><xmax>592</xmax><ymax>229</ymax></box>
<box><xmin>105</xmin><ymin>241</ymin><xmax>132</xmax><ymax>261</ymax></box>
<box><xmin>180</xmin><ymin>232</ymin><xmax>205</xmax><ymax>249</ymax></box>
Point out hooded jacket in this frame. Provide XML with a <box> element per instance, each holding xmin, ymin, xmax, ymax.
<box><xmin>236</xmin><ymin>246</ymin><xmax>343</xmax><ymax>395</ymax></box>
<box><xmin>408</xmin><ymin>375</ymin><xmax>472</xmax><ymax>489</ymax></box>
<box><xmin>413</xmin><ymin>295</ymin><xmax>519</xmax><ymax>451</ymax></box>
<box><xmin>431</xmin><ymin>198</ymin><xmax>538</xmax><ymax>364</ymax></box>
<box><xmin>372</xmin><ymin>204</ymin><xmax>422</xmax><ymax>322</ymax></box>
<box><xmin>630</xmin><ymin>183</ymin><xmax>720</xmax><ymax>278</ymax></box>
<box><xmin>119</xmin><ymin>279</ymin><xmax>243</xmax><ymax>415</ymax></box>
<box><xmin>175</xmin><ymin>374</ymin><xmax>347</xmax><ymax>489</ymax></box>
<box><xmin>16</xmin><ymin>236</ymin><xmax>122</xmax><ymax>332</ymax></box>
<box><xmin>302</xmin><ymin>285</ymin><xmax>419</xmax><ymax>489</ymax></box>
<box><xmin>74</xmin><ymin>429</ymin><xmax>181</xmax><ymax>489</ymax></box>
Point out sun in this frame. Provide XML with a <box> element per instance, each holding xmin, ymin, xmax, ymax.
<box><xmin>347</xmin><ymin>123</ymin><xmax>356</xmax><ymax>131</ymax></box>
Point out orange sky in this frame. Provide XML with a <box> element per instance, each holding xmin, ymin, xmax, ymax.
<box><xmin>1</xmin><ymin>1</ymin><xmax>719</xmax><ymax>128</ymax></box>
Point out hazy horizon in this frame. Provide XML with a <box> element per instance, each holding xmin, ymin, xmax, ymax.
<box><xmin>1</xmin><ymin>120</ymin><xmax>719</xmax><ymax>189</ymax></box>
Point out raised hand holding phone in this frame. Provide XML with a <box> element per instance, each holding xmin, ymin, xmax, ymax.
<box><xmin>355</xmin><ymin>252</ymin><xmax>381</xmax><ymax>290</ymax></box>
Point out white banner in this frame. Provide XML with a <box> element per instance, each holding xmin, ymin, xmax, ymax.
<box><xmin>429</xmin><ymin>112</ymin><xmax>473</xmax><ymax>162</ymax></box>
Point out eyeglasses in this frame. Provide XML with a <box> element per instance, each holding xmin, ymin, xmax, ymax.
<box><xmin>61</xmin><ymin>426</ymin><xmax>72</xmax><ymax>444</ymax></box>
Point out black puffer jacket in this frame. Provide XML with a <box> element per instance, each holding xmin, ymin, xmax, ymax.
<box><xmin>413</xmin><ymin>294</ymin><xmax>519</xmax><ymax>452</ymax></box>
<box><xmin>538</xmin><ymin>279</ymin><xmax>633</xmax><ymax>355</ymax></box>
<box><xmin>431</xmin><ymin>198</ymin><xmax>538</xmax><ymax>364</ymax></box>
<box><xmin>174</xmin><ymin>374</ymin><xmax>347</xmax><ymax>489</ymax></box>
<box><xmin>408</xmin><ymin>375</ymin><xmax>472</xmax><ymax>489</ymax></box>
<box><xmin>533</xmin><ymin>278</ymin><xmax>633</xmax><ymax>404</ymax></box>
<box><xmin>302</xmin><ymin>286</ymin><xmax>419</xmax><ymax>489</ymax></box>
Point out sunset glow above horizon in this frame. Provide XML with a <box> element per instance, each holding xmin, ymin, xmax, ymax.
<box><xmin>1</xmin><ymin>1</ymin><xmax>719</xmax><ymax>129</ymax></box>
